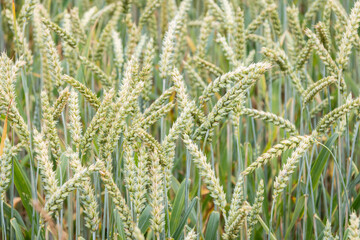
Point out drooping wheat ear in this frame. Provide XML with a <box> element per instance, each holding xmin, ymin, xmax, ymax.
<box><xmin>33</xmin><ymin>130</ymin><xmax>58</xmax><ymax>199</ymax></box>
<box><xmin>193</xmin><ymin>56</ymin><xmax>224</xmax><ymax>76</ymax></box>
<box><xmin>245</xmin><ymin>3</ymin><xmax>276</xmax><ymax>35</ymax></box>
<box><xmin>139</xmin><ymin>38</ymin><xmax>155</xmax><ymax>102</ymax></box>
<box><xmin>185</xmin><ymin>228</ymin><xmax>197</xmax><ymax>240</ymax></box>
<box><xmin>234</xmin><ymin>7</ymin><xmax>245</xmax><ymax>60</ymax></box>
<box><xmin>240</xmin><ymin>107</ymin><xmax>298</xmax><ymax>135</ymax></box>
<box><xmin>149</xmin><ymin>151</ymin><xmax>165</xmax><ymax>236</ymax></box>
<box><xmin>0</xmin><ymin>143</ymin><xmax>24</xmax><ymax>200</ymax></box>
<box><xmin>302</xmin><ymin>76</ymin><xmax>337</xmax><ymax>106</ymax></box>
<box><xmin>295</xmin><ymin>40</ymin><xmax>314</xmax><ymax>70</ymax></box>
<box><xmin>62</xmin><ymin>75</ymin><xmax>101</xmax><ymax>109</ymax></box>
<box><xmin>69</xmin><ymin>7</ymin><xmax>86</xmax><ymax>44</ymax></box>
<box><xmin>315</xmin><ymin>22</ymin><xmax>331</xmax><ymax>51</ymax></box>
<box><xmin>162</xmin><ymin>103</ymin><xmax>193</xmax><ymax>191</ymax></box>
<box><xmin>69</xmin><ymin>90</ymin><xmax>82</xmax><ymax>151</ymax></box>
<box><xmin>81</xmin><ymin>89</ymin><xmax>115</xmax><ymax>153</ymax></box>
<box><xmin>66</xmin><ymin>150</ymin><xmax>99</xmax><ymax>232</ymax></box>
<box><xmin>227</xmin><ymin>174</ymin><xmax>244</xmax><ymax>232</ymax></box>
<box><xmin>97</xmin><ymin>160</ymin><xmax>135</xmax><ymax>240</ymax></box>
<box><xmin>17</xmin><ymin>0</ymin><xmax>36</xmax><ymax>29</ymax></box>
<box><xmin>315</xmin><ymin>97</ymin><xmax>360</xmax><ymax>134</ymax></box>
<box><xmin>139</xmin><ymin>0</ymin><xmax>161</xmax><ymax>28</ymax></box>
<box><xmin>194</xmin><ymin>63</ymin><xmax>271</xmax><ymax>141</ymax></box>
<box><xmin>134</xmin><ymin>146</ymin><xmax>149</xmax><ymax>217</ymax></box>
<box><xmin>243</xmin><ymin>135</ymin><xmax>307</xmax><ymax>175</ymax></box>
<box><xmin>41</xmin><ymin>91</ymin><xmax>61</xmax><ymax>161</ymax></box>
<box><xmin>52</xmin><ymin>87</ymin><xmax>70</xmax><ymax>120</ymax></box>
<box><xmin>216</xmin><ymin>33</ymin><xmax>239</xmax><ymax>67</ymax></box>
<box><xmin>182</xmin><ymin>133</ymin><xmax>227</xmax><ymax>217</ymax></box>
<box><xmin>94</xmin><ymin>2</ymin><xmax>122</xmax><ymax>61</ymax></box>
<box><xmin>200</xmin><ymin>62</ymin><xmax>270</xmax><ymax>104</ymax></box>
<box><xmin>287</xmin><ymin>6</ymin><xmax>304</xmax><ymax>54</ymax></box>
<box><xmin>41</xmin><ymin>18</ymin><xmax>77</xmax><ymax>48</ymax></box>
<box><xmin>247</xmin><ymin>180</ymin><xmax>265</xmax><ymax>237</ymax></box>
<box><xmin>349</xmin><ymin>212</ymin><xmax>360</xmax><ymax>239</ymax></box>
<box><xmin>197</xmin><ymin>14</ymin><xmax>214</xmax><ymax>59</ymax></box>
<box><xmin>337</xmin><ymin>0</ymin><xmax>360</xmax><ymax>71</ymax></box>
<box><xmin>78</xmin><ymin>56</ymin><xmax>113</xmax><ymax>89</ymax></box>
<box><xmin>44</xmin><ymin>162</ymin><xmax>101</xmax><ymax>219</ymax></box>
<box><xmin>223</xmin><ymin>202</ymin><xmax>252</xmax><ymax>240</ymax></box>
<box><xmin>262</xmin><ymin>47</ymin><xmax>305</xmax><ymax>94</ymax></box>
<box><xmin>302</xmin><ymin>0</ymin><xmax>327</xmax><ymax>28</ymax></box>
<box><xmin>183</xmin><ymin>60</ymin><xmax>207</xmax><ymax>90</ymax></box>
<box><xmin>112</xmin><ymin>30</ymin><xmax>124</xmax><ymax>72</ymax></box>
<box><xmin>273</xmin><ymin>135</ymin><xmax>312</xmax><ymax>200</ymax></box>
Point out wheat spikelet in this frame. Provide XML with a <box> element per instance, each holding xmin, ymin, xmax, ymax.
<box><xmin>149</xmin><ymin>151</ymin><xmax>165</xmax><ymax>236</ymax></box>
<box><xmin>247</xmin><ymin>180</ymin><xmax>264</xmax><ymax>237</ymax></box>
<box><xmin>273</xmin><ymin>135</ymin><xmax>312</xmax><ymax>199</ymax></box>
<box><xmin>243</xmin><ymin>135</ymin><xmax>307</xmax><ymax>175</ymax></box>
<box><xmin>316</xmin><ymin>97</ymin><xmax>360</xmax><ymax>134</ymax></box>
<box><xmin>78</xmin><ymin>56</ymin><xmax>113</xmax><ymax>89</ymax></box>
<box><xmin>41</xmin><ymin>91</ymin><xmax>61</xmax><ymax>161</ymax></box>
<box><xmin>302</xmin><ymin>76</ymin><xmax>337</xmax><ymax>106</ymax></box>
<box><xmin>81</xmin><ymin>89</ymin><xmax>115</xmax><ymax>153</ymax></box>
<box><xmin>349</xmin><ymin>212</ymin><xmax>360</xmax><ymax>240</ymax></box>
<box><xmin>69</xmin><ymin>90</ymin><xmax>82</xmax><ymax>151</ymax></box>
<box><xmin>41</xmin><ymin>18</ymin><xmax>77</xmax><ymax>48</ymax></box>
<box><xmin>287</xmin><ymin>6</ymin><xmax>304</xmax><ymax>53</ymax></box>
<box><xmin>67</xmin><ymin>150</ymin><xmax>99</xmax><ymax>232</ymax></box>
<box><xmin>336</xmin><ymin>0</ymin><xmax>360</xmax><ymax>71</ymax></box>
<box><xmin>33</xmin><ymin>130</ymin><xmax>58</xmax><ymax>199</ymax></box>
<box><xmin>182</xmin><ymin>133</ymin><xmax>227</xmax><ymax>216</ymax></box>
<box><xmin>193</xmin><ymin>56</ymin><xmax>224</xmax><ymax>76</ymax></box>
<box><xmin>62</xmin><ymin>75</ymin><xmax>101</xmax><ymax>109</ymax></box>
<box><xmin>223</xmin><ymin>202</ymin><xmax>252</xmax><ymax>240</ymax></box>
<box><xmin>52</xmin><ymin>87</ymin><xmax>70</xmax><ymax>120</ymax></box>
<box><xmin>240</xmin><ymin>107</ymin><xmax>298</xmax><ymax>135</ymax></box>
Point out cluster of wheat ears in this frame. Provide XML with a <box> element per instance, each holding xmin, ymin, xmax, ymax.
<box><xmin>1</xmin><ymin>0</ymin><xmax>360</xmax><ymax>239</ymax></box>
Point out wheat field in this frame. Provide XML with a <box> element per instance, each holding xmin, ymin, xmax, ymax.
<box><xmin>0</xmin><ymin>0</ymin><xmax>360</xmax><ymax>239</ymax></box>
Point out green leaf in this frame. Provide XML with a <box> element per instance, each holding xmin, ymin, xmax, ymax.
<box><xmin>2</xmin><ymin>202</ymin><xmax>26</xmax><ymax>228</ymax></box>
<box><xmin>311</xmin><ymin>133</ymin><xmax>339</xmax><ymax>191</ymax></box>
<box><xmin>285</xmin><ymin>195</ymin><xmax>305</xmax><ymax>239</ymax></box>
<box><xmin>172</xmin><ymin>197</ymin><xmax>197</xmax><ymax>240</ymax></box>
<box><xmin>10</xmin><ymin>218</ymin><xmax>25</xmax><ymax>240</ymax></box>
<box><xmin>138</xmin><ymin>205</ymin><xmax>152</xmax><ymax>234</ymax></box>
<box><xmin>205</xmin><ymin>211</ymin><xmax>220</xmax><ymax>240</ymax></box>
<box><xmin>13</xmin><ymin>157</ymin><xmax>33</xmax><ymax>220</ymax></box>
<box><xmin>170</xmin><ymin>179</ymin><xmax>187</xmax><ymax>235</ymax></box>
<box><xmin>56</xmin><ymin>153</ymin><xmax>68</xmax><ymax>184</ymax></box>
